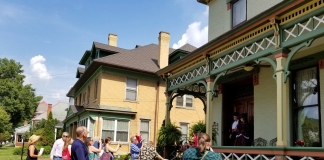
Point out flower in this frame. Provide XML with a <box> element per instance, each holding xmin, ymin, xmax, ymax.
<box><xmin>295</xmin><ymin>140</ymin><xmax>305</xmax><ymax>146</ymax></box>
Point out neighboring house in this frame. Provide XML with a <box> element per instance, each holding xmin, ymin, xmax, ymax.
<box><xmin>14</xmin><ymin>121</ymin><xmax>29</xmax><ymax>147</ymax></box>
<box><xmin>157</xmin><ymin>0</ymin><xmax>324</xmax><ymax>159</ymax></box>
<box><xmin>64</xmin><ymin>32</ymin><xmax>205</xmax><ymax>154</ymax></box>
<box><xmin>32</xmin><ymin>102</ymin><xmax>69</xmax><ymax>125</ymax></box>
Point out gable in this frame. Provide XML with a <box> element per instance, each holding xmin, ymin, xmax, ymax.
<box><xmin>66</xmin><ymin>105</ymin><xmax>75</xmax><ymax>119</ymax></box>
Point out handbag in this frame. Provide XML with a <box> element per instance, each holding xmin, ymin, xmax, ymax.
<box><xmin>100</xmin><ymin>152</ymin><xmax>111</xmax><ymax>160</ymax></box>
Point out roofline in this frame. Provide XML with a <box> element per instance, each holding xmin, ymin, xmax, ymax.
<box><xmin>156</xmin><ymin>0</ymin><xmax>302</xmax><ymax>76</ymax></box>
<box><xmin>78</xmin><ymin>50</ymin><xmax>91</xmax><ymax>65</ymax></box>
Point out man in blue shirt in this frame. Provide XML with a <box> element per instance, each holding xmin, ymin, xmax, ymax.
<box><xmin>130</xmin><ymin>136</ymin><xmax>142</xmax><ymax>160</ymax></box>
<box><xmin>71</xmin><ymin>126</ymin><xmax>89</xmax><ymax>160</ymax></box>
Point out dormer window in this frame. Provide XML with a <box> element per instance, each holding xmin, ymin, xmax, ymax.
<box><xmin>232</xmin><ymin>0</ymin><xmax>246</xmax><ymax>27</ymax></box>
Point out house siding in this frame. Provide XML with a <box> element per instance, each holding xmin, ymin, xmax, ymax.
<box><xmin>212</xmin><ymin>94</ymin><xmax>223</xmax><ymax>146</ymax></box>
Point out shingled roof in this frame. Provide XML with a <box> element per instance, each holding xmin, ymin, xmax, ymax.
<box><xmin>95</xmin><ymin>43</ymin><xmax>176</xmax><ymax>73</ymax></box>
<box><xmin>178</xmin><ymin>43</ymin><xmax>197</xmax><ymax>52</ymax></box>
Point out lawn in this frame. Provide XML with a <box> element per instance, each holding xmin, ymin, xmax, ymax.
<box><xmin>0</xmin><ymin>146</ymin><xmax>49</xmax><ymax>160</ymax></box>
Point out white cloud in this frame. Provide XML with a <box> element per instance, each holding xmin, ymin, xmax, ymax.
<box><xmin>173</xmin><ymin>22</ymin><xmax>208</xmax><ymax>49</ymax></box>
<box><xmin>30</xmin><ymin>55</ymin><xmax>52</xmax><ymax>80</ymax></box>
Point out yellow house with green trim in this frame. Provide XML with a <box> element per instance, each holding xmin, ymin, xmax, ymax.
<box><xmin>64</xmin><ymin>32</ymin><xmax>205</xmax><ymax>154</ymax></box>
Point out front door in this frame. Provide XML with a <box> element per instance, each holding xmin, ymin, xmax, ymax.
<box><xmin>233</xmin><ymin>96</ymin><xmax>254</xmax><ymax>122</ymax></box>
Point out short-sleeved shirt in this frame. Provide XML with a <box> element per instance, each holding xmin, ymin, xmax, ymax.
<box><xmin>139</xmin><ymin>145</ymin><xmax>159</xmax><ymax>160</ymax></box>
<box><xmin>182</xmin><ymin>148</ymin><xmax>222</xmax><ymax>160</ymax></box>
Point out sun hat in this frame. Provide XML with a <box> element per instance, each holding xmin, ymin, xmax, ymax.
<box><xmin>28</xmin><ymin>135</ymin><xmax>40</xmax><ymax>145</ymax></box>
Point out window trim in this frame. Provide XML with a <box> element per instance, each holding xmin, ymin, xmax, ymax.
<box><xmin>231</xmin><ymin>0</ymin><xmax>247</xmax><ymax>28</ymax></box>
<box><xmin>176</xmin><ymin>95</ymin><xmax>194</xmax><ymax>108</ymax></box>
<box><xmin>94</xmin><ymin>78</ymin><xmax>98</xmax><ymax>101</ymax></box>
<box><xmin>140</xmin><ymin>119</ymin><xmax>150</xmax><ymax>142</ymax></box>
<box><xmin>125</xmin><ymin>77</ymin><xmax>138</xmax><ymax>101</ymax></box>
<box><xmin>291</xmin><ymin>66</ymin><xmax>322</xmax><ymax>147</ymax></box>
<box><xmin>101</xmin><ymin>119</ymin><xmax>130</xmax><ymax>142</ymax></box>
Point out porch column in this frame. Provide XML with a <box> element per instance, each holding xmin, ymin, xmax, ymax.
<box><xmin>275</xmin><ymin>53</ymin><xmax>288</xmax><ymax>146</ymax></box>
<box><xmin>165</xmin><ymin>93</ymin><xmax>171</xmax><ymax>125</ymax></box>
<box><xmin>206</xmin><ymin>78</ymin><xmax>214</xmax><ymax>137</ymax></box>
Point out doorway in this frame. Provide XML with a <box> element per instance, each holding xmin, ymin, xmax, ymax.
<box><xmin>222</xmin><ymin>76</ymin><xmax>254</xmax><ymax>146</ymax></box>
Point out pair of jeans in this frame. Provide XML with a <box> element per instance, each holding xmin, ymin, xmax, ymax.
<box><xmin>53</xmin><ymin>157</ymin><xmax>62</xmax><ymax>160</ymax></box>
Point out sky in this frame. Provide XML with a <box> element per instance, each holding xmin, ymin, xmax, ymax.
<box><xmin>0</xmin><ymin>0</ymin><xmax>208</xmax><ymax>104</ymax></box>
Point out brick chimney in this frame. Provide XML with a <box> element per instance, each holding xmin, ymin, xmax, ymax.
<box><xmin>158</xmin><ymin>31</ymin><xmax>170</xmax><ymax>69</ymax></box>
<box><xmin>108</xmin><ymin>33</ymin><xmax>118</xmax><ymax>47</ymax></box>
<box><xmin>47</xmin><ymin>104</ymin><xmax>52</xmax><ymax>118</ymax></box>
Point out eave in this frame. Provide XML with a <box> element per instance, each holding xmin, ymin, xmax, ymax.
<box><xmin>157</xmin><ymin>0</ymin><xmax>302</xmax><ymax>76</ymax></box>
<box><xmin>78</xmin><ymin>50</ymin><xmax>91</xmax><ymax>65</ymax></box>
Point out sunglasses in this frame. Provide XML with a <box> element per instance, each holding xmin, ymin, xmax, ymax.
<box><xmin>63</xmin><ymin>135</ymin><xmax>69</xmax><ymax>138</ymax></box>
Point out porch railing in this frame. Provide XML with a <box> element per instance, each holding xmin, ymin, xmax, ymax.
<box><xmin>212</xmin><ymin>146</ymin><xmax>324</xmax><ymax>160</ymax></box>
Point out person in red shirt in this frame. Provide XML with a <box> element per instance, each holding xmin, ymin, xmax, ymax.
<box><xmin>62</xmin><ymin>137</ymin><xmax>73</xmax><ymax>160</ymax></box>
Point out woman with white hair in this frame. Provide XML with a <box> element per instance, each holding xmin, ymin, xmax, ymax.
<box><xmin>26</xmin><ymin>134</ymin><xmax>43</xmax><ymax>160</ymax></box>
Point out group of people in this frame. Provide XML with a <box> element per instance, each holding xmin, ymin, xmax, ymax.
<box><xmin>229</xmin><ymin>112</ymin><xmax>250</xmax><ymax>146</ymax></box>
<box><xmin>25</xmin><ymin>125</ymin><xmax>223</xmax><ymax>160</ymax></box>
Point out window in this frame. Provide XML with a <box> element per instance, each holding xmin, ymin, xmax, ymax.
<box><xmin>82</xmin><ymin>92</ymin><xmax>86</xmax><ymax>104</ymax></box>
<box><xmin>89</xmin><ymin>118</ymin><xmax>95</xmax><ymax>137</ymax></box>
<box><xmin>102</xmin><ymin>119</ymin><xmax>129</xmax><ymax>142</ymax></box>
<box><xmin>94</xmin><ymin>78</ymin><xmax>98</xmax><ymax>100</ymax></box>
<box><xmin>87</xmin><ymin>86</ymin><xmax>90</xmax><ymax>104</ymax></box>
<box><xmin>140</xmin><ymin>120</ymin><xmax>150</xmax><ymax>141</ymax></box>
<box><xmin>79</xmin><ymin>94</ymin><xmax>82</xmax><ymax>105</ymax></box>
<box><xmin>79</xmin><ymin>118</ymin><xmax>88</xmax><ymax>127</ymax></box>
<box><xmin>180</xmin><ymin>123</ymin><xmax>189</xmax><ymax>140</ymax></box>
<box><xmin>126</xmin><ymin>78</ymin><xmax>137</xmax><ymax>101</ymax></box>
<box><xmin>176</xmin><ymin>95</ymin><xmax>193</xmax><ymax>108</ymax></box>
<box><xmin>232</xmin><ymin>0</ymin><xmax>246</xmax><ymax>27</ymax></box>
<box><xmin>293</xmin><ymin>67</ymin><xmax>321</xmax><ymax>147</ymax></box>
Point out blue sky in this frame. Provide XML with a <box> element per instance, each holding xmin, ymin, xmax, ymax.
<box><xmin>0</xmin><ymin>0</ymin><xmax>208</xmax><ymax>104</ymax></box>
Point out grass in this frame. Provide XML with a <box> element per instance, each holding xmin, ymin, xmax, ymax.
<box><xmin>0</xmin><ymin>146</ymin><xmax>49</xmax><ymax>160</ymax></box>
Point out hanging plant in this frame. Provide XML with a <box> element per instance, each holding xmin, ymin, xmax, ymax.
<box><xmin>157</xmin><ymin>123</ymin><xmax>182</xmax><ymax>146</ymax></box>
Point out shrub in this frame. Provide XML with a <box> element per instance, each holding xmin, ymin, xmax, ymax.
<box><xmin>157</xmin><ymin>123</ymin><xmax>182</xmax><ymax>147</ymax></box>
<box><xmin>13</xmin><ymin>146</ymin><xmax>52</xmax><ymax>155</ymax></box>
<box><xmin>13</xmin><ymin>146</ymin><xmax>28</xmax><ymax>155</ymax></box>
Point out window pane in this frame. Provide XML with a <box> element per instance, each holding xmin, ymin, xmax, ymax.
<box><xmin>186</xmin><ymin>96</ymin><xmax>193</xmax><ymax>107</ymax></box>
<box><xmin>232</xmin><ymin>0</ymin><xmax>246</xmax><ymax>27</ymax></box>
<box><xmin>117</xmin><ymin>120</ymin><xmax>128</xmax><ymax>131</ymax></box>
<box><xmin>102</xmin><ymin>130</ymin><xmax>114</xmax><ymax>140</ymax></box>
<box><xmin>89</xmin><ymin>118</ymin><xmax>94</xmax><ymax>137</ymax></box>
<box><xmin>140</xmin><ymin>132</ymin><xmax>149</xmax><ymax>141</ymax></box>
<box><xmin>140</xmin><ymin>121</ymin><xmax>149</xmax><ymax>132</ymax></box>
<box><xmin>126</xmin><ymin>90</ymin><xmax>136</xmax><ymax>100</ymax></box>
<box><xmin>180</xmin><ymin>123</ymin><xmax>188</xmax><ymax>139</ymax></box>
<box><xmin>116</xmin><ymin>131</ymin><xmax>128</xmax><ymax>142</ymax></box>
<box><xmin>126</xmin><ymin>78</ymin><xmax>137</xmax><ymax>89</ymax></box>
<box><xmin>176</xmin><ymin>97</ymin><xmax>183</xmax><ymax>106</ymax></box>
<box><xmin>295</xmin><ymin>67</ymin><xmax>318</xmax><ymax>106</ymax></box>
<box><xmin>103</xmin><ymin>119</ymin><xmax>115</xmax><ymax>130</ymax></box>
<box><xmin>296</xmin><ymin>106</ymin><xmax>320</xmax><ymax>147</ymax></box>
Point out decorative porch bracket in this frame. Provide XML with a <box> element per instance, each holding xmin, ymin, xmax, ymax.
<box><xmin>283</xmin><ymin>39</ymin><xmax>314</xmax><ymax>82</ymax></box>
<box><xmin>168</xmin><ymin>83</ymin><xmax>207</xmax><ymax>113</ymax></box>
<box><xmin>254</xmin><ymin>57</ymin><xmax>277</xmax><ymax>80</ymax></box>
<box><xmin>211</xmin><ymin>71</ymin><xmax>227</xmax><ymax>101</ymax></box>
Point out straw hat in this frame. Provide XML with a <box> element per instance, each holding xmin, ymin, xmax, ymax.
<box><xmin>28</xmin><ymin>135</ymin><xmax>40</xmax><ymax>145</ymax></box>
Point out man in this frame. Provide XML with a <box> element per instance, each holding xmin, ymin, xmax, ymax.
<box><xmin>139</xmin><ymin>141</ymin><xmax>166</xmax><ymax>160</ymax></box>
<box><xmin>130</xmin><ymin>136</ymin><xmax>141</xmax><ymax>160</ymax></box>
<box><xmin>229</xmin><ymin>112</ymin><xmax>240</xmax><ymax>146</ymax></box>
<box><xmin>50</xmin><ymin>132</ymin><xmax>69</xmax><ymax>160</ymax></box>
<box><xmin>71</xmin><ymin>126</ymin><xmax>89</xmax><ymax>160</ymax></box>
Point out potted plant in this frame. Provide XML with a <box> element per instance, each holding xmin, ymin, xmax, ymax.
<box><xmin>157</xmin><ymin>123</ymin><xmax>182</xmax><ymax>159</ymax></box>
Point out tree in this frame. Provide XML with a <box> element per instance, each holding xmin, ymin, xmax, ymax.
<box><xmin>0</xmin><ymin>58</ymin><xmax>42</xmax><ymax>128</ymax></box>
<box><xmin>0</xmin><ymin>107</ymin><xmax>12</xmax><ymax>142</ymax></box>
<box><xmin>27</xmin><ymin>111</ymin><xmax>59</xmax><ymax>146</ymax></box>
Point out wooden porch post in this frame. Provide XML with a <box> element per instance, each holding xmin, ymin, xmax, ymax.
<box><xmin>206</xmin><ymin>78</ymin><xmax>214</xmax><ymax>137</ymax></box>
<box><xmin>165</xmin><ymin>93</ymin><xmax>171</xmax><ymax>125</ymax></box>
<box><xmin>275</xmin><ymin>53</ymin><xmax>289</xmax><ymax>146</ymax></box>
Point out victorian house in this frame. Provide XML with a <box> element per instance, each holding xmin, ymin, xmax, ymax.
<box><xmin>157</xmin><ymin>0</ymin><xmax>324</xmax><ymax>159</ymax></box>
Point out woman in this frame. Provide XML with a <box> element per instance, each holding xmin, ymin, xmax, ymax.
<box><xmin>182</xmin><ymin>133</ymin><xmax>221</xmax><ymax>160</ymax></box>
<box><xmin>26</xmin><ymin>135</ymin><xmax>42</xmax><ymax>160</ymax></box>
<box><xmin>234</xmin><ymin>114</ymin><xmax>249</xmax><ymax>146</ymax></box>
<box><xmin>85</xmin><ymin>137</ymin><xmax>102</xmax><ymax>160</ymax></box>
<box><xmin>104</xmin><ymin>137</ymin><xmax>121</xmax><ymax>160</ymax></box>
<box><xmin>62</xmin><ymin>137</ymin><xmax>73</xmax><ymax>160</ymax></box>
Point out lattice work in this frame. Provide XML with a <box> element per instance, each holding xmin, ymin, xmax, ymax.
<box><xmin>220</xmin><ymin>153</ymin><xmax>317</xmax><ymax>160</ymax></box>
<box><xmin>284</xmin><ymin>14</ymin><xmax>324</xmax><ymax>41</ymax></box>
<box><xmin>169</xmin><ymin>65</ymin><xmax>208</xmax><ymax>87</ymax></box>
<box><xmin>212</xmin><ymin>36</ymin><xmax>275</xmax><ymax>70</ymax></box>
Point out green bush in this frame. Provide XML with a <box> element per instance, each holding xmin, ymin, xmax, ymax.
<box><xmin>13</xmin><ymin>146</ymin><xmax>28</xmax><ymax>155</ymax></box>
<box><xmin>114</xmin><ymin>153</ymin><xmax>130</xmax><ymax>160</ymax></box>
<box><xmin>13</xmin><ymin>146</ymin><xmax>52</xmax><ymax>155</ymax></box>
